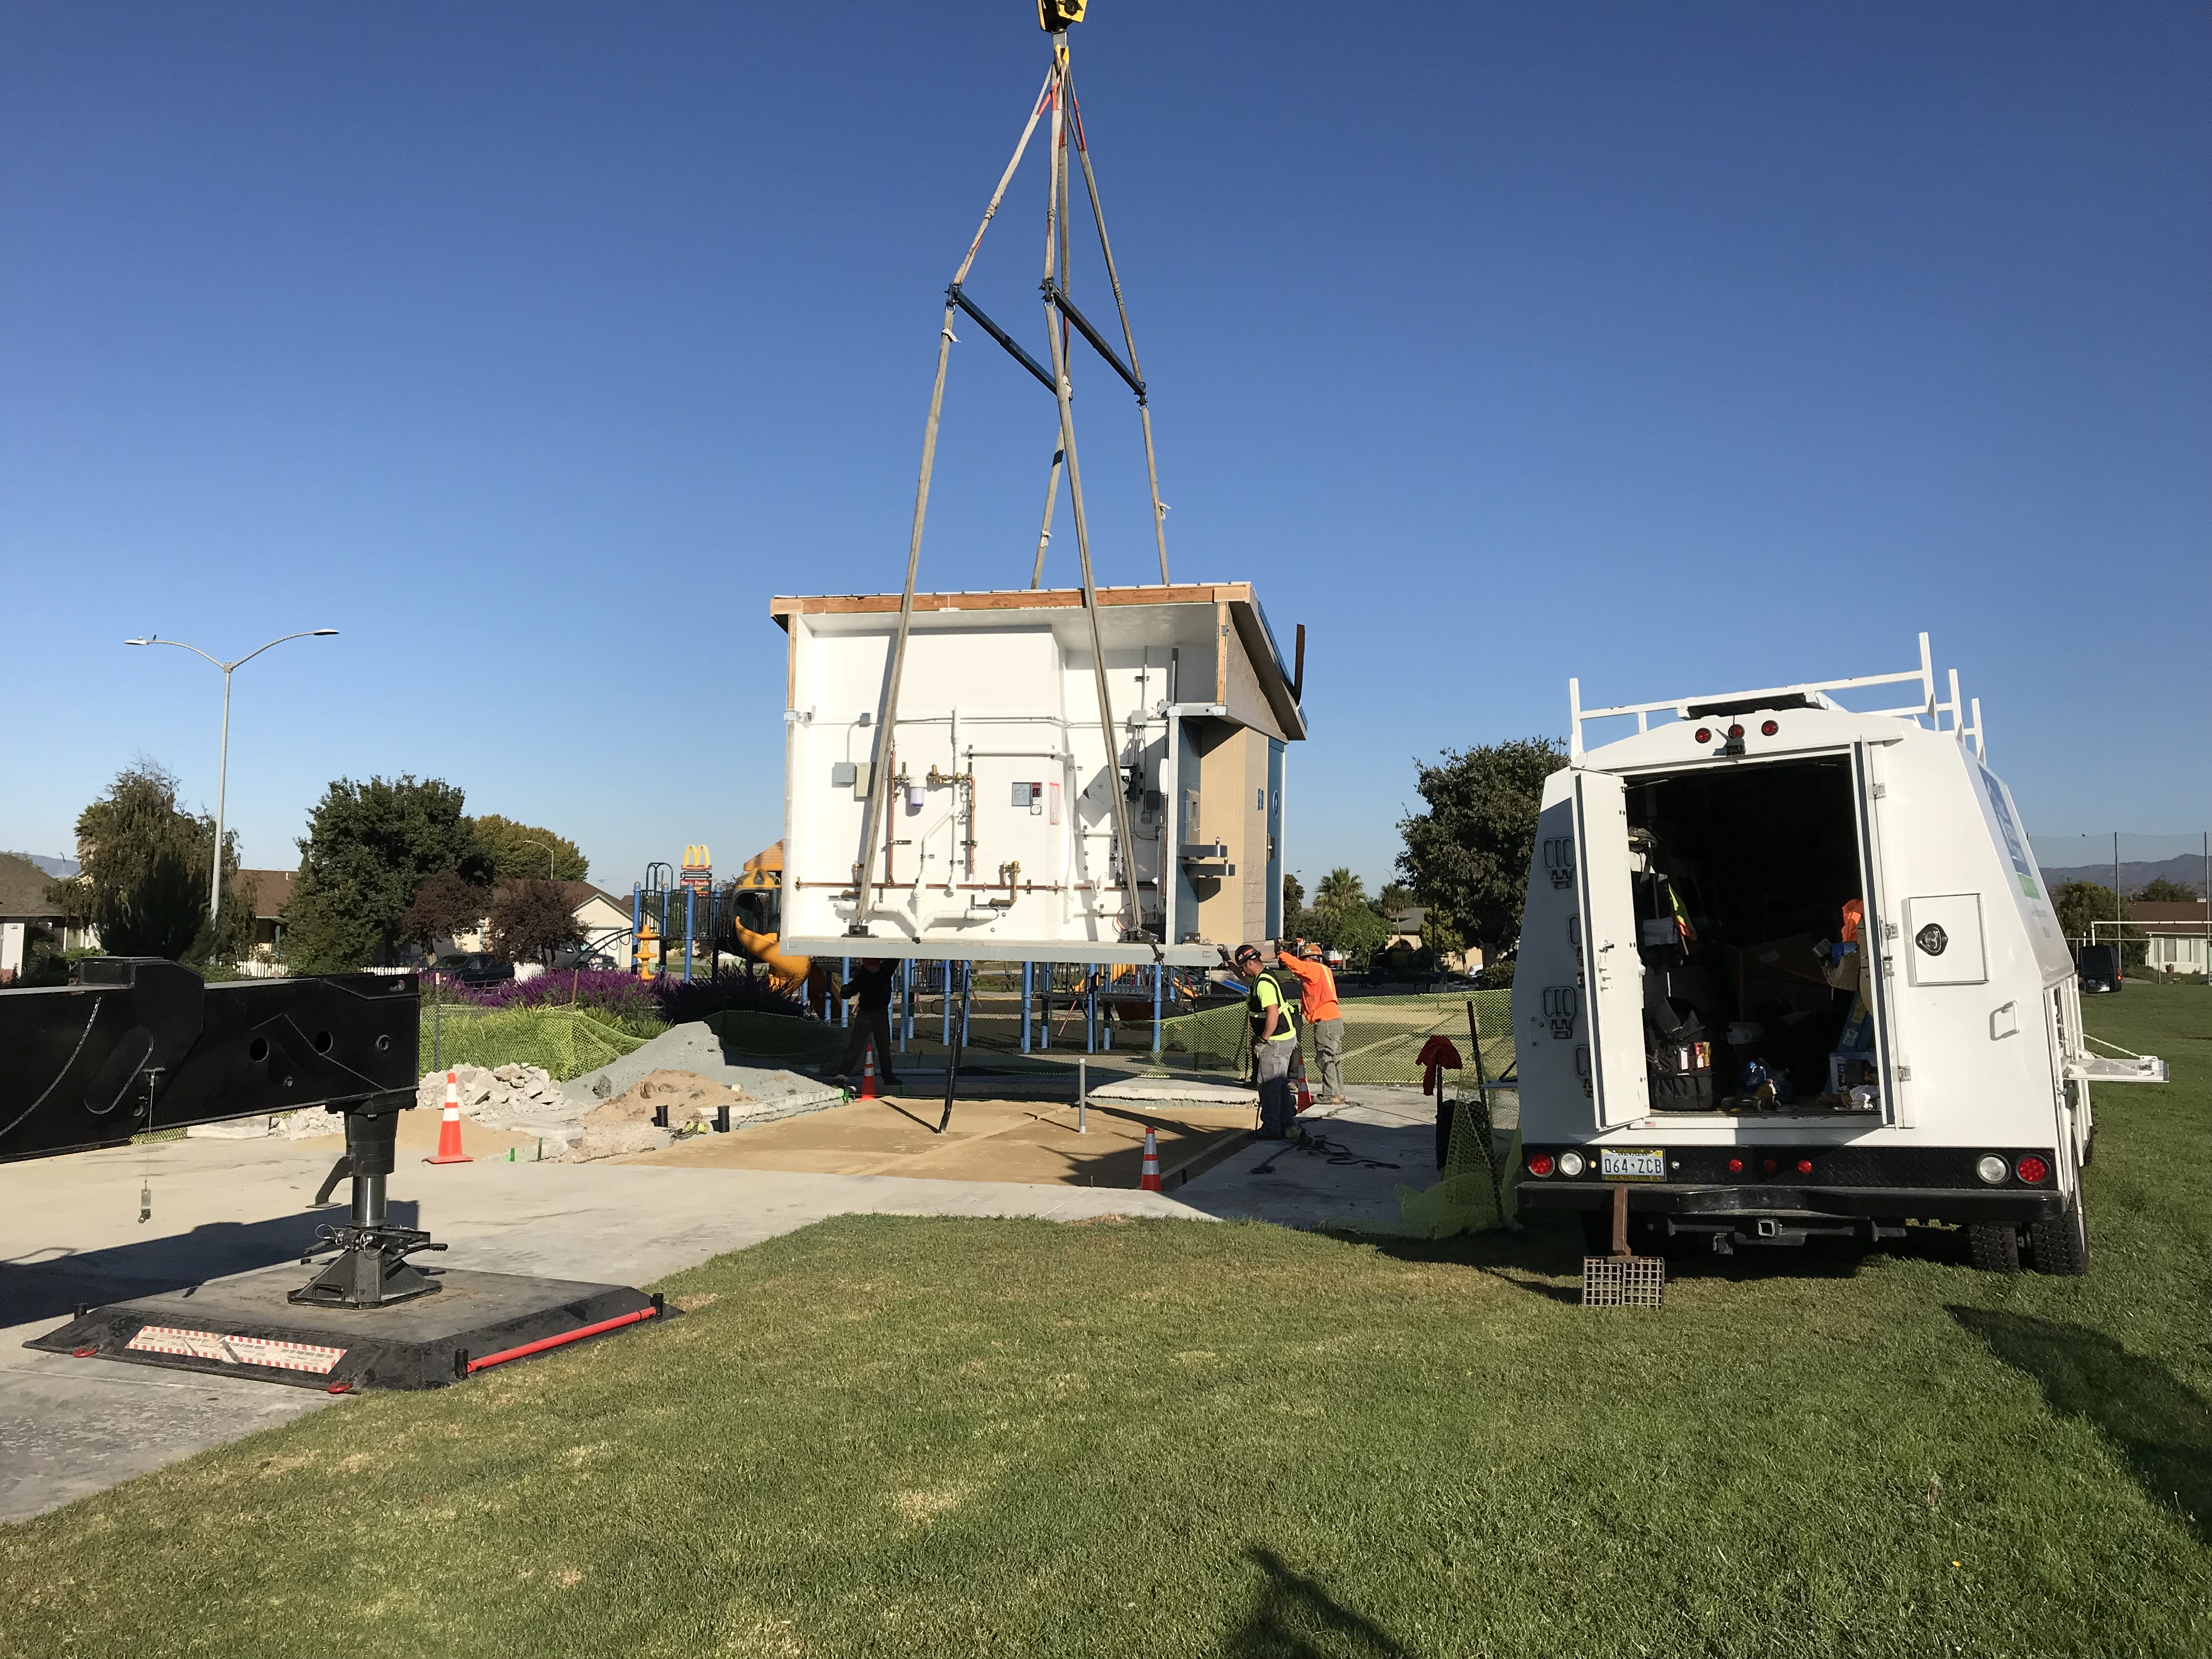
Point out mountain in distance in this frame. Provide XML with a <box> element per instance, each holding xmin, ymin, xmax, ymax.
<box><xmin>2</xmin><ymin>853</ymin><xmax>77</xmax><ymax>880</ymax></box>
<box><xmin>2039</xmin><ymin>854</ymin><xmax>2207</xmax><ymax>898</ymax></box>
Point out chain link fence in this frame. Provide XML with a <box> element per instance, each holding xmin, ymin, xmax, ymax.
<box><xmin>417</xmin><ymin>961</ymin><xmax>1523</xmax><ymax>1091</ymax></box>
<box><xmin>1160</xmin><ymin>988</ymin><xmax>1516</xmax><ymax>1086</ymax></box>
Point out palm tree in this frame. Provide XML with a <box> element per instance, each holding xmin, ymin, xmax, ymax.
<box><xmin>1314</xmin><ymin>867</ymin><xmax>1367</xmax><ymax>917</ymax></box>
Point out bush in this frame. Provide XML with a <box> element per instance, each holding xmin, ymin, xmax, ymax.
<box><xmin>651</xmin><ymin>970</ymin><xmax>806</xmax><ymax>1028</ymax></box>
<box><xmin>439</xmin><ymin>968</ymin><xmax>658</xmax><ymax>1021</ymax></box>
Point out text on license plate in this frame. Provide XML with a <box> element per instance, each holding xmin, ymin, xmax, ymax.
<box><xmin>1600</xmin><ymin>1148</ymin><xmax>1667</xmax><ymax>1181</ymax></box>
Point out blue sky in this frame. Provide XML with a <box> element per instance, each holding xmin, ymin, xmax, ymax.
<box><xmin>3</xmin><ymin>2</ymin><xmax>2206</xmax><ymax>899</ymax></box>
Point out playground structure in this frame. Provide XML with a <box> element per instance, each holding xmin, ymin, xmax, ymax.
<box><xmin>629</xmin><ymin>851</ymin><xmax>720</xmax><ymax>985</ymax></box>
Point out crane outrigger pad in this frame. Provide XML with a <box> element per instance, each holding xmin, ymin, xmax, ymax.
<box><xmin>27</xmin><ymin>1267</ymin><xmax>662</xmax><ymax>1393</ymax></box>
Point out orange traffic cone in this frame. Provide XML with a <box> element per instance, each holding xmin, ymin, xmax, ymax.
<box><xmin>859</xmin><ymin>1045</ymin><xmax>878</xmax><ymax>1101</ymax></box>
<box><xmin>1138</xmin><ymin>1125</ymin><xmax>1162</xmax><ymax>1192</ymax></box>
<box><xmin>425</xmin><ymin>1069</ymin><xmax>472</xmax><ymax>1165</ymax></box>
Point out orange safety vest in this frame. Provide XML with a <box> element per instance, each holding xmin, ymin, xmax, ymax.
<box><xmin>1277</xmin><ymin>953</ymin><xmax>1341</xmax><ymax>1023</ymax></box>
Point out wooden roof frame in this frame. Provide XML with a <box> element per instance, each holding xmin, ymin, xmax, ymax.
<box><xmin>771</xmin><ymin>582</ymin><xmax>1306</xmax><ymax>741</ymax></box>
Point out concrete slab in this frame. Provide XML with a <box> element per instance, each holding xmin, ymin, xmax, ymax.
<box><xmin>1090</xmin><ymin>1077</ymin><xmax>1257</xmax><ymax>1109</ymax></box>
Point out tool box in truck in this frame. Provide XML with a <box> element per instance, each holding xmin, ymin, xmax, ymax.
<box><xmin>1511</xmin><ymin>634</ymin><xmax>2164</xmax><ymax>1274</ymax></box>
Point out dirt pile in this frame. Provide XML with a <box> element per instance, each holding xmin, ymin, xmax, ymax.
<box><xmin>568</xmin><ymin>1069</ymin><xmax>751</xmax><ymax>1161</ymax></box>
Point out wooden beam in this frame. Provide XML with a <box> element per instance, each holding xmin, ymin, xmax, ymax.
<box><xmin>770</xmin><ymin>583</ymin><xmax>1245</xmax><ymax>621</ymax></box>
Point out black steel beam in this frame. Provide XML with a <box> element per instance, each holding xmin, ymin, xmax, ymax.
<box><xmin>948</xmin><ymin>285</ymin><xmax>1056</xmax><ymax>393</ymax></box>
<box><xmin>1042</xmin><ymin>280</ymin><xmax>1146</xmax><ymax>404</ymax></box>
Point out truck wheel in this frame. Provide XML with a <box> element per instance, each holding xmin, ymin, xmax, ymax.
<box><xmin>1968</xmin><ymin>1223</ymin><xmax>2021</xmax><ymax>1274</ymax></box>
<box><xmin>2029</xmin><ymin>1203</ymin><xmax>2090</xmax><ymax>1276</ymax></box>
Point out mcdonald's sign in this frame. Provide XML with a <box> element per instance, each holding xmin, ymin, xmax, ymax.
<box><xmin>679</xmin><ymin>844</ymin><xmax>713</xmax><ymax>894</ymax></box>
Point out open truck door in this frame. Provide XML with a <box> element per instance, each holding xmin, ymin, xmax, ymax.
<box><xmin>1572</xmin><ymin>769</ymin><xmax>1650</xmax><ymax>1128</ymax></box>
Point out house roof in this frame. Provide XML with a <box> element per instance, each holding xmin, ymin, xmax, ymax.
<box><xmin>507</xmin><ymin>879</ymin><xmax>628</xmax><ymax>917</ymax></box>
<box><xmin>234</xmin><ymin>868</ymin><xmax>296</xmax><ymax>919</ymax></box>
<box><xmin>2123</xmin><ymin>901</ymin><xmax>2212</xmax><ymax>935</ymax></box>
<box><xmin>0</xmin><ymin>853</ymin><xmax>65</xmax><ymax>919</ymax></box>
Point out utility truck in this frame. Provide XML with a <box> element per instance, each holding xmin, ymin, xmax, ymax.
<box><xmin>1511</xmin><ymin>635</ymin><xmax>2164</xmax><ymax>1274</ymax></box>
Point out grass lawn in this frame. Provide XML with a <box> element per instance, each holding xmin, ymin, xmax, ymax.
<box><xmin>4</xmin><ymin>986</ymin><xmax>2208</xmax><ymax>1658</ymax></box>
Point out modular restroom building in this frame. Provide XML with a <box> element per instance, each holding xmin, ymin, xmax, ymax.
<box><xmin>772</xmin><ymin>584</ymin><xmax>1305</xmax><ymax>967</ymax></box>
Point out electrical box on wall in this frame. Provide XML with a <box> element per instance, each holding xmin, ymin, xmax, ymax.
<box><xmin>771</xmin><ymin>583</ymin><xmax>1306</xmax><ymax>965</ymax></box>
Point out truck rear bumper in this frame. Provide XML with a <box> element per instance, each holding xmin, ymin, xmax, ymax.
<box><xmin>1516</xmin><ymin>1182</ymin><xmax>2064</xmax><ymax>1226</ymax></box>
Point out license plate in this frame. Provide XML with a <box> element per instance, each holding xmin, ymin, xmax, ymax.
<box><xmin>1601</xmin><ymin>1148</ymin><xmax>1667</xmax><ymax>1182</ymax></box>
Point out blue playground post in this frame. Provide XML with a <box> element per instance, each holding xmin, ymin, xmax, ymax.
<box><xmin>659</xmin><ymin>889</ymin><xmax>672</xmax><ymax>982</ymax></box>
<box><xmin>961</xmin><ymin>962</ymin><xmax>972</xmax><ymax>1046</ymax></box>
<box><xmin>899</xmin><ymin>957</ymin><xmax>911</xmax><ymax>1052</ymax></box>
<box><xmin>1152</xmin><ymin>966</ymin><xmax>1164</xmax><ymax>1060</ymax></box>
<box><xmin>941</xmin><ymin>960</ymin><xmax>953</xmax><ymax>1048</ymax></box>
<box><xmin>840</xmin><ymin>957</ymin><xmax>850</xmax><ymax>1026</ymax></box>
<box><xmin>1086</xmin><ymin>965</ymin><xmax>1097</xmax><ymax>1053</ymax></box>
<box><xmin>1040</xmin><ymin>962</ymin><xmax>1052</xmax><ymax>1050</ymax></box>
<box><xmin>709</xmin><ymin>887</ymin><xmax>720</xmax><ymax>982</ymax></box>
<box><xmin>1020</xmin><ymin>961</ymin><xmax>1032</xmax><ymax>1053</ymax></box>
<box><xmin>630</xmin><ymin>884</ymin><xmax>642</xmax><ymax>975</ymax></box>
<box><xmin>683</xmin><ymin>889</ymin><xmax>696</xmax><ymax>984</ymax></box>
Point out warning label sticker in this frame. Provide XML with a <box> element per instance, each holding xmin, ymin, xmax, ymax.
<box><xmin>124</xmin><ymin>1324</ymin><xmax>347</xmax><ymax>1375</ymax></box>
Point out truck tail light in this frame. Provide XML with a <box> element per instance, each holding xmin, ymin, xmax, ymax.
<box><xmin>1726</xmin><ymin>1157</ymin><xmax>1743</xmax><ymax>1174</ymax></box>
<box><xmin>1761</xmin><ymin>719</ymin><xmax>1779</xmax><ymax>736</ymax></box>
<box><xmin>1796</xmin><ymin>1159</ymin><xmax>1813</xmax><ymax>1175</ymax></box>
<box><xmin>1528</xmin><ymin>1154</ymin><xmax>1555</xmax><ymax>1177</ymax></box>
<box><xmin>1557</xmin><ymin>1152</ymin><xmax>1585</xmax><ymax>1177</ymax></box>
<box><xmin>1976</xmin><ymin>1155</ymin><xmax>2008</xmax><ymax>1185</ymax></box>
<box><xmin>2016</xmin><ymin>1156</ymin><xmax>2049</xmax><ymax>1184</ymax></box>
<box><xmin>1694</xmin><ymin>727</ymin><xmax>1712</xmax><ymax>743</ymax></box>
<box><xmin>1726</xmin><ymin>724</ymin><xmax>1744</xmax><ymax>740</ymax></box>
<box><xmin>1761</xmin><ymin>1158</ymin><xmax>1778</xmax><ymax>1174</ymax></box>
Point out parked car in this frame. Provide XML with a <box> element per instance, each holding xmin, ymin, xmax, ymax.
<box><xmin>2076</xmin><ymin>944</ymin><xmax>2122</xmax><ymax>995</ymax></box>
<box><xmin>438</xmin><ymin>953</ymin><xmax>515</xmax><ymax>987</ymax></box>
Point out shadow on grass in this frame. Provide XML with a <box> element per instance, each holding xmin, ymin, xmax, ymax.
<box><xmin>1223</xmin><ymin>1546</ymin><xmax>1420</xmax><ymax>1658</ymax></box>
<box><xmin>1951</xmin><ymin>1306</ymin><xmax>2212</xmax><ymax>1544</ymax></box>
<box><xmin>1326</xmin><ymin>1209</ymin><xmax>1989</xmax><ymax>1297</ymax></box>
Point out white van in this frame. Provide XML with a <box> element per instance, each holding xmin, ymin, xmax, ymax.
<box><xmin>1511</xmin><ymin>636</ymin><xmax>2163</xmax><ymax>1274</ymax></box>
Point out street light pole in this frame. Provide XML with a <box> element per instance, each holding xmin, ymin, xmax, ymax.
<box><xmin>126</xmin><ymin>629</ymin><xmax>340</xmax><ymax>926</ymax></box>
<box><xmin>521</xmin><ymin>840</ymin><xmax>556</xmax><ymax>881</ymax></box>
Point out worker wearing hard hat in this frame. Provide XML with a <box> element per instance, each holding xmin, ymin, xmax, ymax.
<box><xmin>1277</xmin><ymin>939</ymin><xmax>1345</xmax><ymax>1104</ymax></box>
<box><xmin>1234</xmin><ymin>944</ymin><xmax>1301</xmax><ymax>1138</ymax></box>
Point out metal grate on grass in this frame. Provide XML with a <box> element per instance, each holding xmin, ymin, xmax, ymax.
<box><xmin>1582</xmin><ymin>1254</ymin><xmax>1666</xmax><ymax>1309</ymax></box>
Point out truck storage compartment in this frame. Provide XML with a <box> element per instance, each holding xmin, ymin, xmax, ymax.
<box><xmin>1624</xmin><ymin>755</ymin><xmax>1872</xmax><ymax>1111</ymax></box>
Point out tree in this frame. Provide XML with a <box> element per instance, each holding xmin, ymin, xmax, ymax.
<box><xmin>2052</xmin><ymin>878</ymin><xmax>2132</xmax><ymax>949</ymax></box>
<box><xmin>1311</xmin><ymin>868</ymin><xmax>1368</xmax><ymax>947</ymax></box>
<box><xmin>1375</xmin><ymin>881</ymin><xmax>1415</xmax><ymax>916</ymax></box>
<box><xmin>471</xmin><ymin>814</ymin><xmax>589</xmax><ymax>882</ymax></box>
<box><xmin>2136</xmin><ymin>877</ymin><xmax>2201</xmax><ymax>903</ymax></box>
<box><xmin>487</xmin><ymin>878</ymin><xmax>585</xmax><ymax>966</ymax></box>
<box><xmin>282</xmin><ymin>776</ymin><xmax>495</xmax><ymax>970</ymax></box>
<box><xmin>1329</xmin><ymin>902</ymin><xmax>1390</xmax><ymax>967</ymax></box>
<box><xmin>399</xmin><ymin>870</ymin><xmax>492</xmax><ymax>957</ymax></box>
<box><xmin>1396</xmin><ymin>736</ymin><xmax>1569</xmax><ymax>961</ymax></box>
<box><xmin>1280</xmin><ymin>871</ymin><xmax>1321</xmax><ymax>946</ymax></box>
<box><xmin>47</xmin><ymin>763</ymin><xmax>252</xmax><ymax>962</ymax></box>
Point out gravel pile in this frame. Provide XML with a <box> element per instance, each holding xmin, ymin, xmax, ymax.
<box><xmin>416</xmin><ymin>1063</ymin><xmax>582</xmax><ymax>1131</ymax></box>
